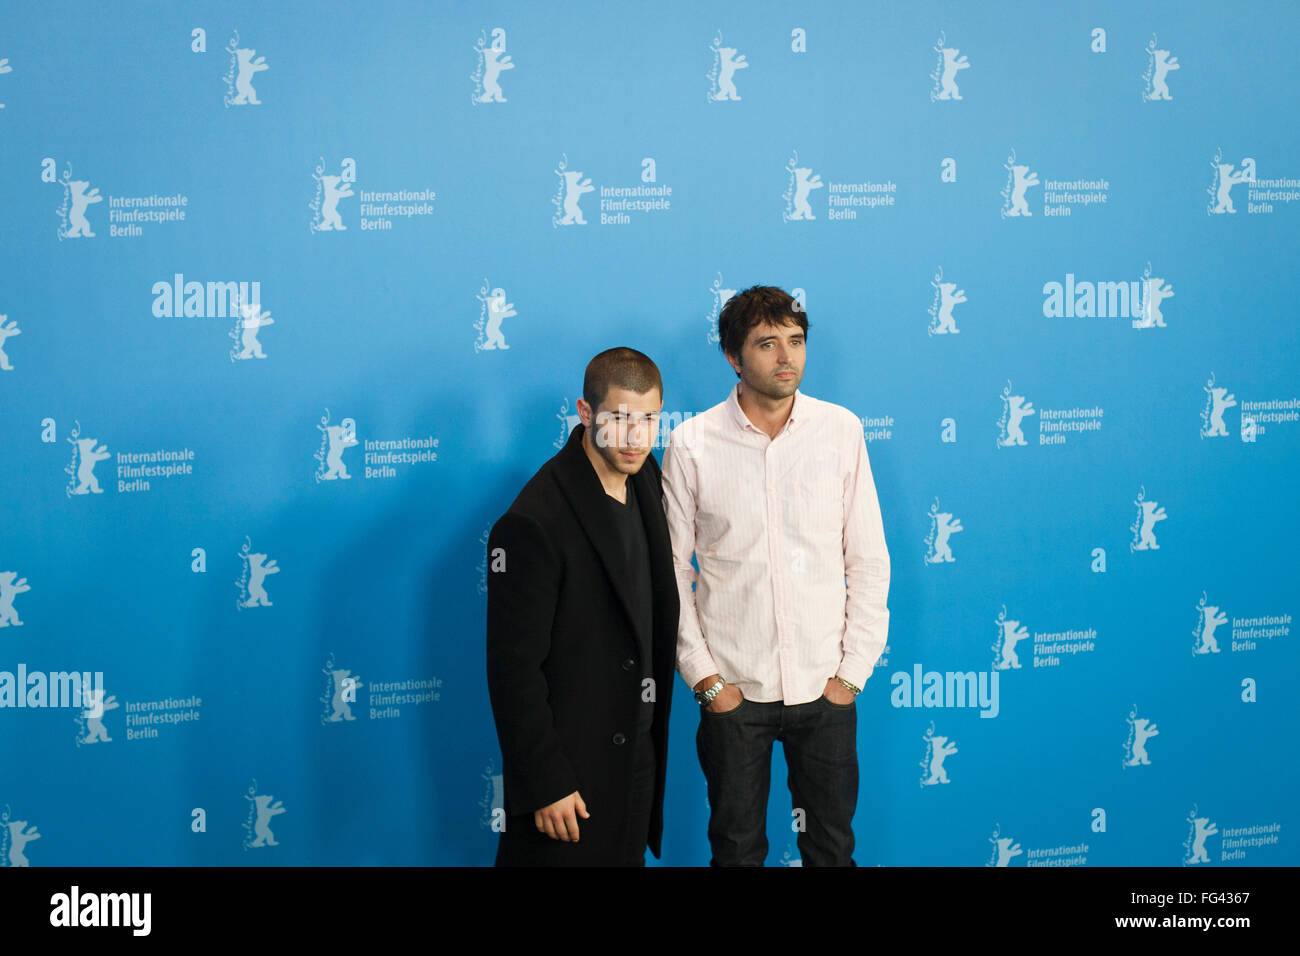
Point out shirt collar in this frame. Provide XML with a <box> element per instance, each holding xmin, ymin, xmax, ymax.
<box><xmin>726</xmin><ymin>382</ymin><xmax>803</xmax><ymax>435</ymax></box>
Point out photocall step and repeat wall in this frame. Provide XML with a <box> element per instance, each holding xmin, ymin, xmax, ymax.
<box><xmin>1</xmin><ymin>0</ymin><xmax>1296</xmax><ymax>867</ymax></box>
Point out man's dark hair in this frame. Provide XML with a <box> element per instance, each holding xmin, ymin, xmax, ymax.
<box><xmin>717</xmin><ymin>285</ymin><xmax>809</xmax><ymax>364</ymax></box>
<box><xmin>583</xmin><ymin>347</ymin><xmax>663</xmax><ymax>410</ymax></box>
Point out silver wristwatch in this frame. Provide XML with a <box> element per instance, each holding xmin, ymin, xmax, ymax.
<box><xmin>694</xmin><ymin>678</ymin><xmax>725</xmax><ymax>705</ymax></box>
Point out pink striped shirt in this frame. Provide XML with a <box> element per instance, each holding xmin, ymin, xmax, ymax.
<box><xmin>662</xmin><ymin>384</ymin><xmax>891</xmax><ymax>705</ymax></box>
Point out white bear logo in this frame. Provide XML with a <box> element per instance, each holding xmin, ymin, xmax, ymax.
<box><xmin>1005</xmin><ymin>165</ymin><xmax>1039</xmax><ymax>217</ymax></box>
<box><xmin>250</xmin><ymin>794</ymin><xmax>286</xmax><ymax>847</ymax></box>
<box><xmin>476</xmin><ymin>285</ymin><xmax>516</xmax><ymax>351</ymax></box>
<box><xmin>1186</xmin><ymin>816</ymin><xmax>1217</xmax><ymax>864</ymax></box>
<box><xmin>476</xmin><ymin>47</ymin><xmax>514</xmax><ymax>103</ymax></box>
<box><xmin>242</xmin><ymin>553</ymin><xmax>280</xmax><ymax>607</ymax></box>
<box><xmin>993</xmin><ymin>612</ymin><xmax>1030</xmax><ymax>670</ymax></box>
<box><xmin>714</xmin><ymin>47</ymin><xmax>748</xmax><ymax>101</ymax></box>
<box><xmin>1194</xmin><ymin>600</ymin><xmax>1227</xmax><ymax>655</ymax></box>
<box><xmin>0</xmin><ymin>315</ymin><xmax>20</xmax><ymax>370</ymax></box>
<box><xmin>0</xmin><ymin>571</ymin><xmax>30</xmax><ymax>627</ymax></box>
<box><xmin>326</xmin><ymin>668</ymin><xmax>364</xmax><ymax>721</ymax></box>
<box><xmin>992</xmin><ymin>836</ymin><xmax>1022</xmax><ymax>867</ymax></box>
<box><xmin>233</xmin><ymin>301</ymin><xmax>274</xmax><ymax>360</ymax></box>
<box><xmin>921</xmin><ymin>730</ymin><xmax>958</xmax><ymax>786</ymax></box>
<box><xmin>998</xmin><ymin>385</ymin><xmax>1035</xmax><ymax>447</ymax></box>
<box><xmin>1135</xmin><ymin>501</ymin><xmax>1167</xmax><ymax>550</ymax></box>
<box><xmin>317</xmin><ymin>174</ymin><xmax>353</xmax><ymax>231</ymax></box>
<box><xmin>924</xmin><ymin>501</ymin><xmax>963</xmax><ymax>564</ymax></box>
<box><xmin>1144</xmin><ymin>43</ymin><xmax>1179</xmax><ymax>102</ymax></box>
<box><xmin>6</xmin><ymin>820</ymin><xmax>40</xmax><ymax>867</ymax></box>
<box><xmin>70</xmin><ymin>436</ymin><xmax>111</xmax><ymax>495</ymax></box>
<box><xmin>1212</xmin><ymin>163</ymin><xmax>1250</xmax><ymax>214</ymax></box>
<box><xmin>1130</xmin><ymin>489</ymin><xmax>1167</xmax><ymax>552</ymax></box>
<box><xmin>64</xmin><ymin>179</ymin><xmax>102</xmax><ymax>238</ymax></box>
<box><xmin>1200</xmin><ymin>376</ymin><xmax>1237</xmax><ymax>438</ymax></box>
<box><xmin>1123</xmin><ymin>715</ymin><xmax>1158</xmax><ymax>766</ymax></box>
<box><xmin>930</xmin><ymin>281</ymin><xmax>965</xmax><ymax>335</ymax></box>
<box><xmin>790</xmin><ymin>168</ymin><xmax>823</xmax><ymax>221</ymax></box>
<box><xmin>1134</xmin><ymin>276</ymin><xmax>1174</xmax><ymax>328</ymax></box>
<box><xmin>232</xmin><ymin>48</ymin><xmax>269</xmax><ymax>105</ymax></box>
<box><xmin>558</xmin><ymin>169</ymin><xmax>594</xmax><ymax>226</ymax></box>
<box><xmin>936</xmin><ymin>47</ymin><xmax>970</xmax><ymax>100</ymax></box>
<box><xmin>317</xmin><ymin>416</ymin><xmax>357</xmax><ymax>480</ymax></box>
<box><xmin>80</xmin><ymin>690</ymin><xmax>119</xmax><ymax>744</ymax></box>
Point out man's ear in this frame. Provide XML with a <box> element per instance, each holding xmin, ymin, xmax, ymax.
<box><xmin>576</xmin><ymin>397</ymin><xmax>592</xmax><ymax>427</ymax></box>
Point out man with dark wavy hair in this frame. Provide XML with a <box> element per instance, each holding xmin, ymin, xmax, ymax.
<box><xmin>487</xmin><ymin>347</ymin><xmax>680</xmax><ymax>865</ymax></box>
<box><xmin>662</xmin><ymin>286</ymin><xmax>891</xmax><ymax>866</ymax></box>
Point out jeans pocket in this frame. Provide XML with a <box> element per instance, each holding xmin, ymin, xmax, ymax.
<box><xmin>820</xmin><ymin>693</ymin><xmax>856</xmax><ymax>711</ymax></box>
<box><xmin>702</xmin><ymin>695</ymin><xmax>747</xmax><ymax>717</ymax></box>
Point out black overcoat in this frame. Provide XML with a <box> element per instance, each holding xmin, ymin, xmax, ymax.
<box><xmin>486</xmin><ymin>423</ymin><xmax>680</xmax><ymax>865</ymax></box>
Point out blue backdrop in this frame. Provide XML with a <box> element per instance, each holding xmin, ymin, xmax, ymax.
<box><xmin>0</xmin><ymin>0</ymin><xmax>1295</xmax><ymax>866</ymax></box>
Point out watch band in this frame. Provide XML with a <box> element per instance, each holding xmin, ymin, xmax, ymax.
<box><xmin>835</xmin><ymin>676</ymin><xmax>861</xmax><ymax>695</ymax></box>
<box><xmin>694</xmin><ymin>678</ymin><xmax>725</xmax><ymax>705</ymax></box>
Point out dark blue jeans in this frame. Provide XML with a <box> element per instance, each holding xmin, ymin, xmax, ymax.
<box><xmin>696</xmin><ymin>693</ymin><xmax>858</xmax><ymax>866</ymax></box>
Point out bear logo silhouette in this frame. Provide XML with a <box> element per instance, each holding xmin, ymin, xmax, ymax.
<box><xmin>790</xmin><ymin>168</ymin><xmax>823</xmax><ymax>220</ymax></box>
<box><xmin>1124</xmin><ymin>717</ymin><xmax>1158</xmax><ymax>766</ymax></box>
<box><xmin>1149</xmin><ymin>48</ymin><xmax>1179</xmax><ymax>101</ymax></box>
<box><xmin>80</xmin><ymin>690</ymin><xmax>119</xmax><ymax>744</ymax></box>
<box><xmin>922</xmin><ymin>734</ymin><xmax>958</xmax><ymax>785</ymax></box>
<box><xmin>932</xmin><ymin>282</ymin><xmax>965</xmax><ymax>334</ymax></box>
<box><xmin>1006</xmin><ymin>165</ymin><xmax>1039</xmax><ymax>217</ymax></box>
<box><xmin>65</xmin><ymin>180</ymin><xmax>102</xmax><ymax>238</ymax></box>
<box><xmin>1132</xmin><ymin>500</ymin><xmax>1167</xmax><ymax>551</ymax></box>
<box><xmin>0</xmin><ymin>315</ymin><xmax>20</xmax><ymax>370</ymax></box>
<box><xmin>318</xmin><ymin>418</ymin><xmax>357</xmax><ymax>480</ymax></box>
<box><xmin>999</xmin><ymin>393</ymin><xmax>1036</xmax><ymax>447</ymax></box>
<box><xmin>250</xmin><ymin>794</ymin><xmax>286</xmax><ymax>847</ymax></box>
<box><xmin>71</xmin><ymin>437</ymin><xmax>111</xmax><ymax>495</ymax></box>
<box><xmin>479</xmin><ymin>288</ymin><xmax>515</xmax><ymax>350</ymax></box>
<box><xmin>0</xmin><ymin>571</ymin><xmax>30</xmax><ymax>627</ymax></box>
<box><xmin>242</xmin><ymin>553</ymin><xmax>280</xmax><ymax>607</ymax></box>
<box><xmin>6</xmin><ymin>820</ymin><xmax>40</xmax><ymax>867</ymax></box>
<box><xmin>1195</xmin><ymin>603</ymin><xmax>1227</xmax><ymax>654</ymax></box>
<box><xmin>1187</xmin><ymin>816</ymin><xmax>1217</xmax><ymax>864</ymax></box>
<box><xmin>327</xmin><ymin>668</ymin><xmax>364</xmax><ymax>721</ymax></box>
<box><xmin>317</xmin><ymin>175</ymin><xmax>354</xmax><ymax>231</ymax></box>
<box><xmin>234</xmin><ymin>302</ymin><xmax>274</xmax><ymax>359</ymax></box>
<box><xmin>1134</xmin><ymin>277</ymin><xmax>1174</xmax><ymax>328</ymax></box>
<box><xmin>1212</xmin><ymin>164</ymin><xmax>1249</xmax><ymax>214</ymax></box>
<box><xmin>714</xmin><ymin>47</ymin><xmax>748</xmax><ymax>101</ymax></box>
<box><xmin>1203</xmin><ymin>386</ymin><xmax>1237</xmax><ymax>438</ymax></box>
<box><xmin>936</xmin><ymin>47</ymin><xmax>970</xmax><ymax>100</ymax></box>
<box><xmin>558</xmin><ymin>170</ymin><xmax>594</xmax><ymax>225</ymax></box>
<box><xmin>994</xmin><ymin>617</ymin><xmax>1030</xmax><ymax>670</ymax></box>
<box><xmin>927</xmin><ymin>512</ymin><xmax>963</xmax><ymax>563</ymax></box>
<box><xmin>232</xmin><ymin>48</ymin><xmax>269</xmax><ymax>105</ymax></box>
<box><xmin>992</xmin><ymin>836</ymin><xmax>1023</xmax><ymax>866</ymax></box>
<box><xmin>476</xmin><ymin>47</ymin><xmax>514</xmax><ymax>103</ymax></box>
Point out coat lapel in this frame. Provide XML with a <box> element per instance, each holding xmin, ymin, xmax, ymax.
<box><xmin>553</xmin><ymin>423</ymin><xmax>642</xmax><ymax>651</ymax></box>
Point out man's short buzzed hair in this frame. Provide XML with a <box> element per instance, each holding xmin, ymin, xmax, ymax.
<box><xmin>583</xmin><ymin>347</ymin><xmax>663</xmax><ymax>410</ymax></box>
<box><xmin>717</xmin><ymin>285</ymin><xmax>810</xmax><ymax>362</ymax></box>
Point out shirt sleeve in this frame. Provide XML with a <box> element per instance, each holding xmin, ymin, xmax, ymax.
<box><xmin>661</xmin><ymin>426</ymin><xmax>720</xmax><ymax>690</ymax></box>
<box><xmin>837</xmin><ymin>418</ymin><xmax>891</xmax><ymax>690</ymax></box>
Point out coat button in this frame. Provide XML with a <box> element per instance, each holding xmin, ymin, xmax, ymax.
<box><xmin>622</xmin><ymin>658</ymin><xmax>636</xmax><ymax>671</ymax></box>
<box><xmin>612</xmin><ymin>733</ymin><xmax>627</xmax><ymax>746</ymax></box>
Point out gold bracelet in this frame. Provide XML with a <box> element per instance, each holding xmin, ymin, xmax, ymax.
<box><xmin>835</xmin><ymin>676</ymin><xmax>861</xmax><ymax>695</ymax></box>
